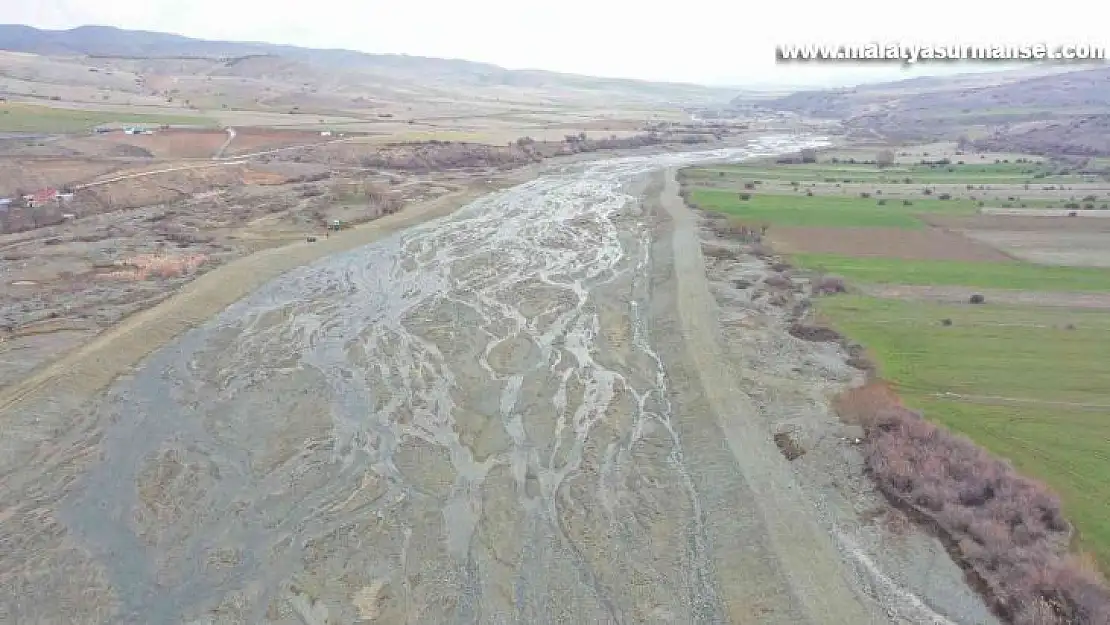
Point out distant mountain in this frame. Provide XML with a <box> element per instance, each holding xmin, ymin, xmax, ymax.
<box><xmin>733</xmin><ymin>62</ymin><xmax>1110</xmax><ymax>155</ymax></box>
<box><xmin>735</xmin><ymin>65</ymin><xmax>1107</xmax><ymax>119</ymax></box>
<box><xmin>0</xmin><ymin>24</ymin><xmax>734</xmax><ymax>104</ymax></box>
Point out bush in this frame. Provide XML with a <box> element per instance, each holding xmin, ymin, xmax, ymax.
<box><xmin>744</xmin><ymin>182</ymin><xmax>756</xmax><ymax>190</ymax></box>
<box><xmin>813</xmin><ymin>275</ymin><xmax>847</xmax><ymax>295</ymax></box>
<box><xmin>738</xmin><ymin>193</ymin><xmax>752</xmax><ymax>201</ymax></box>
<box><xmin>860</xmin><ymin>191</ymin><xmax>872</xmax><ymax>199</ymax></box>
<box><xmin>970</xmin><ymin>293</ymin><xmax>986</xmax><ymax>304</ymax></box>
<box><xmin>877</xmin><ymin>199</ymin><xmax>887</xmax><ymax>206</ymax></box>
<box><xmin>764</xmin><ymin>272</ymin><xmax>793</xmax><ymax>289</ymax></box>
<box><xmin>788</xmin><ymin>323</ymin><xmax>842</xmax><ymax>342</ymax></box>
<box><xmin>938</xmin><ymin>193</ymin><xmax>952</xmax><ymax>200</ymax></box>
<box><xmin>835</xmin><ymin>384</ymin><xmax>1110</xmax><ymax>625</ymax></box>
<box><xmin>806</xmin><ymin>190</ymin><xmax>814</xmax><ymax>196</ymax></box>
<box><xmin>903</xmin><ymin>200</ymin><xmax>913</xmax><ymax>206</ymax></box>
<box><xmin>924</xmin><ymin>188</ymin><xmax>934</xmax><ymax>196</ymax></box>
<box><xmin>774</xmin><ymin>431</ymin><xmax>806</xmax><ymax>460</ymax></box>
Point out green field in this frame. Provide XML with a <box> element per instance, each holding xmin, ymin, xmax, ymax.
<box><xmin>819</xmin><ymin>296</ymin><xmax>1110</xmax><ymax>569</ymax></box>
<box><xmin>686</xmin><ymin>188</ymin><xmax>974</xmax><ymax>228</ymax></box>
<box><xmin>687</xmin><ymin>162</ymin><xmax>1088</xmax><ymax>185</ymax></box>
<box><xmin>682</xmin><ymin>155</ymin><xmax>1110</xmax><ymax>572</ymax></box>
<box><xmin>0</xmin><ymin>103</ymin><xmax>213</xmax><ymax>133</ymax></box>
<box><xmin>792</xmin><ymin>254</ymin><xmax>1110</xmax><ymax>292</ymax></box>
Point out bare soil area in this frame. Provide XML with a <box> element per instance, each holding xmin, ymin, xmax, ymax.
<box><xmin>223</xmin><ymin>128</ymin><xmax>333</xmax><ymax>155</ymax></box>
<box><xmin>923</xmin><ymin>214</ymin><xmax>1110</xmax><ymax>232</ymax></box>
<box><xmin>768</xmin><ymin>225</ymin><xmax>1011</xmax><ymax>261</ymax></box>
<box><xmin>94</xmin><ymin>129</ymin><xmax>231</xmax><ymax>159</ymax></box>
<box><xmin>0</xmin><ymin>157</ymin><xmax>122</xmax><ymax>196</ymax></box>
<box><xmin>960</xmin><ymin>230</ymin><xmax>1110</xmax><ymax>267</ymax></box>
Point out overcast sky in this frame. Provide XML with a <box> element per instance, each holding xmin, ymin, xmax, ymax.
<box><xmin>3</xmin><ymin>0</ymin><xmax>1108</xmax><ymax>87</ymax></box>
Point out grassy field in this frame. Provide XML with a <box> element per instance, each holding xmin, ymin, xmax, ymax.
<box><xmin>682</xmin><ymin>154</ymin><xmax>1110</xmax><ymax>574</ymax></box>
<box><xmin>687</xmin><ymin>162</ymin><xmax>1090</xmax><ymax>185</ymax></box>
<box><xmin>792</xmin><ymin>254</ymin><xmax>1110</xmax><ymax>292</ymax></box>
<box><xmin>686</xmin><ymin>188</ymin><xmax>974</xmax><ymax>228</ymax></box>
<box><xmin>819</xmin><ymin>295</ymin><xmax>1110</xmax><ymax>570</ymax></box>
<box><xmin>0</xmin><ymin>102</ymin><xmax>214</xmax><ymax>133</ymax></box>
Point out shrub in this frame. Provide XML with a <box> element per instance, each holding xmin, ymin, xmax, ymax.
<box><xmin>924</xmin><ymin>188</ymin><xmax>934</xmax><ymax>196</ymax></box>
<box><xmin>970</xmin><ymin>293</ymin><xmax>986</xmax><ymax>304</ymax></box>
<box><xmin>744</xmin><ymin>182</ymin><xmax>756</xmax><ymax>190</ymax></box>
<box><xmin>903</xmin><ymin>177</ymin><xmax>913</xmax><ymax>184</ymax></box>
<box><xmin>764</xmin><ymin>272</ymin><xmax>793</xmax><ymax>289</ymax></box>
<box><xmin>774</xmin><ymin>431</ymin><xmax>806</xmax><ymax>460</ymax></box>
<box><xmin>813</xmin><ymin>275</ymin><xmax>847</xmax><ymax>295</ymax></box>
<box><xmin>903</xmin><ymin>200</ymin><xmax>913</xmax><ymax>206</ymax></box>
<box><xmin>836</xmin><ymin>385</ymin><xmax>1110</xmax><ymax>625</ymax></box>
<box><xmin>877</xmin><ymin>199</ymin><xmax>887</xmax><ymax>206</ymax></box>
<box><xmin>739</xmin><ymin>193</ymin><xmax>752</xmax><ymax>200</ymax></box>
<box><xmin>788</xmin><ymin>323</ymin><xmax>842</xmax><ymax>342</ymax></box>
<box><xmin>860</xmin><ymin>191</ymin><xmax>872</xmax><ymax>199</ymax></box>
<box><xmin>938</xmin><ymin>193</ymin><xmax>952</xmax><ymax>200</ymax></box>
<box><xmin>806</xmin><ymin>190</ymin><xmax>814</xmax><ymax>196</ymax></box>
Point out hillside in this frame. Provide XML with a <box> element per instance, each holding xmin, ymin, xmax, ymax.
<box><xmin>0</xmin><ymin>25</ymin><xmax>734</xmax><ymax>106</ymax></box>
<box><xmin>742</xmin><ymin>65</ymin><xmax>1110</xmax><ymax>155</ymax></box>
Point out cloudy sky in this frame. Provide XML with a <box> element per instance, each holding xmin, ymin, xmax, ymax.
<box><xmin>3</xmin><ymin>0</ymin><xmax>1108</xmax><ymax>87</ymax></box>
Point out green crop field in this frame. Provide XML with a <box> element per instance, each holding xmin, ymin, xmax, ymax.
<box><xmin>685</xmin><ymin>188</ymin><xmax>977</xmax><ymax>228</ymax></box>
<box><xmin>791</xmin><ymin>254</ymin><xmax>1110</xmax><ymax>292</ymax></box>
<box><xmin>0</xmin><ymin>103</ymin><xmax>213</xmax><ymax>133</ymax></box>
<box><xmin>819</xmin><ymin>295</ymin><xmax>1110</xmax><ymax>569</ymax></box>
<box><xmin>688</xmin><ymin>162</ymin><xmax>1086</xmax><ymax>185</ymax></box>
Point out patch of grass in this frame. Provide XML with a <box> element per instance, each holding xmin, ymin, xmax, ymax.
<box><xmin>0</xmin><ymin>102</ymin><xmax>212</xmax><ymax>133</ymax></box>
<box><xmin>688</xmin><ymin>162</ymin><xmax>1080</xmax><ymax>184</ymax></box>
<box><xmin>687</xmin><ymin>188</ymin><xmax>975</xmax><ymax>228</ymax></box>
<box><xmin>820</xmin><ymin>296</ymin><xmax>1110</xmax><ymax>574</ymax></box>
<box><xmin>793</xmin><ymin>254</ymin><xmax>1110</xmax><ymax>292</ymax></box>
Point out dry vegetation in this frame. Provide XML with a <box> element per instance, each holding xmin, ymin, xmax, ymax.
<box><xmin>837</xmin><ymin>383</ymin><xmax>1110</xmax><ymax>625</ymax></box>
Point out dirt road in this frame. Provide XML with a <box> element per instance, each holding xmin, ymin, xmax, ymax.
<box><xmin>1</xmin><ymin>138</ymin><xmax>924</xmax><ymax>624</ymax></box>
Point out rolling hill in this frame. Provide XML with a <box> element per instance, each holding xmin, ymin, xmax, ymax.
<box><xmin>0</xmin><ymin>25</ymin><xmax>735</xmax><ymax>106</ymax></box>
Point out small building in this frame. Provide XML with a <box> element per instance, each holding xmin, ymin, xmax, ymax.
<box><xmin>26</xmin><ymin>188</ymin><xmax>58</xmax><ymax>208</ymax></box>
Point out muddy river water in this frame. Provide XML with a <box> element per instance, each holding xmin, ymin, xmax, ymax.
<box><xmin>3</xmin><ymin>137</ymin><xmax>892</xmax><ymax>624</ymax></box>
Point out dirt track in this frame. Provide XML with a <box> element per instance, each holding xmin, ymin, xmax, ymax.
<box><xmin>0</xmin><ymin>139</ymin><xmax>987</xmax><ymax>624</ymax></box>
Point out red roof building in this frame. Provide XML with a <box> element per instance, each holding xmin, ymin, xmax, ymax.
<box><xmin>31</xmin><ymin>188</ymin><xmax>58</xmax><ymax>203</ymax></box>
